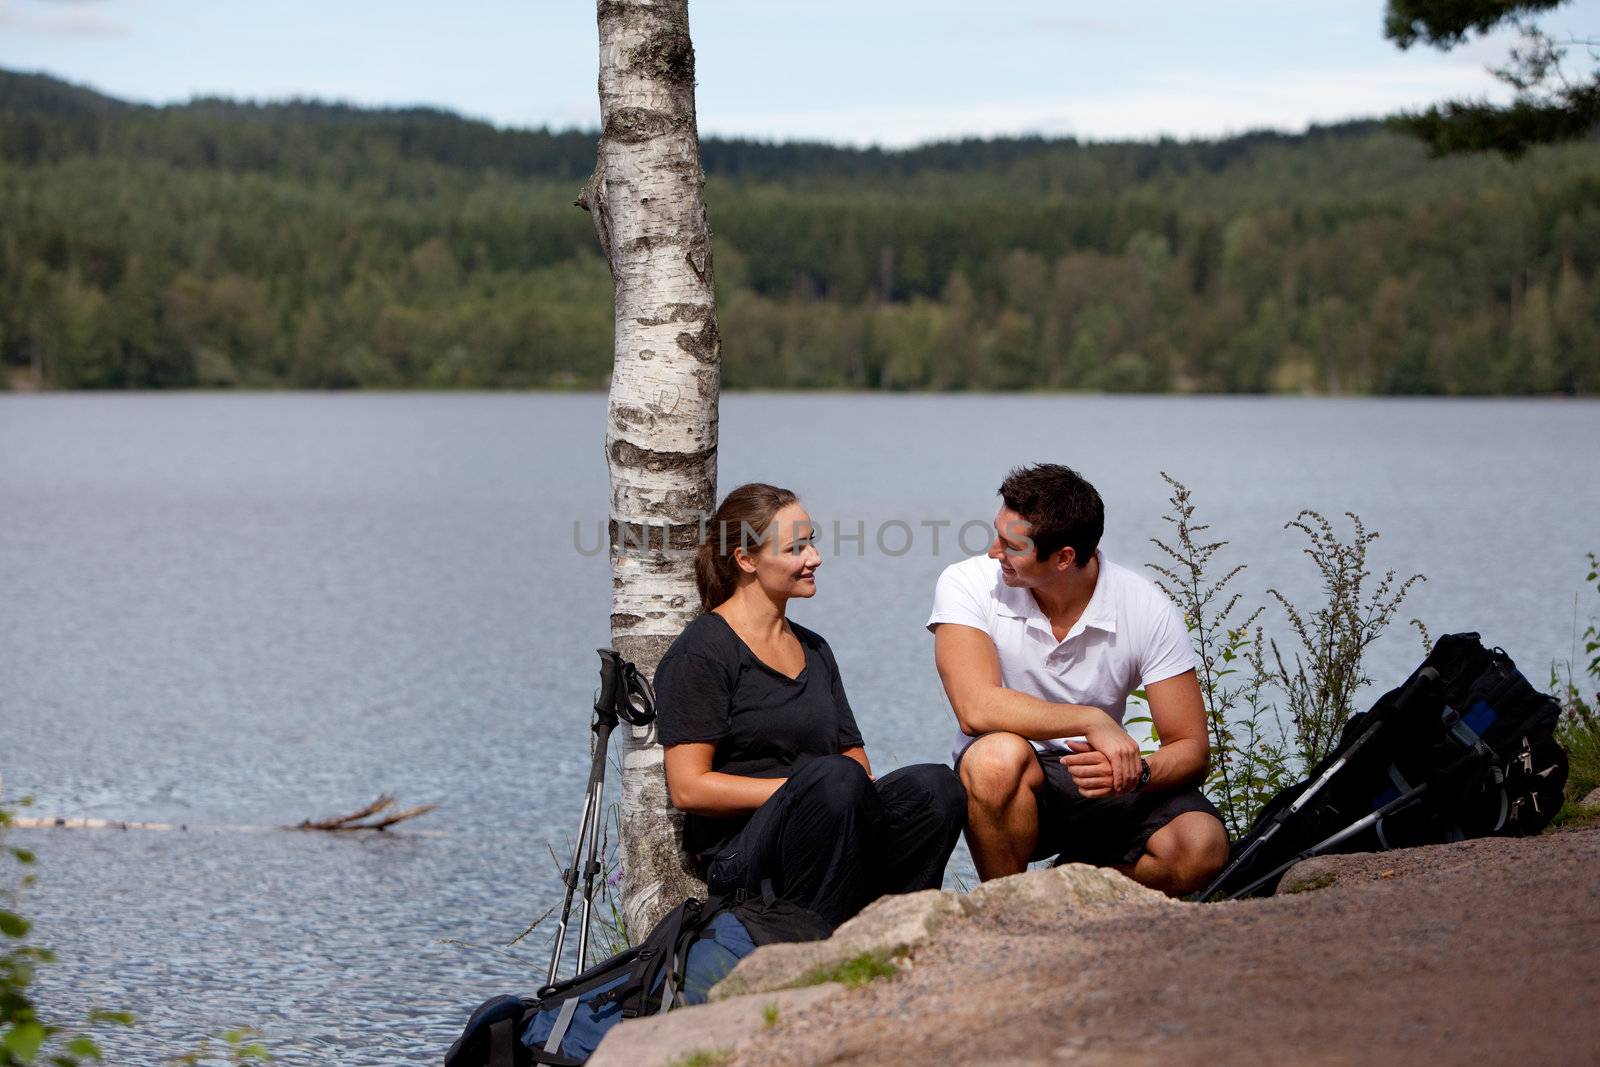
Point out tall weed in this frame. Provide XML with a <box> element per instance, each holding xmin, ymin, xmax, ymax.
<box><xmin>1147</xmin><ymin>475</ymin><xmax>1291</xmax><ymax>839</ymax></box>
<box><xmin>1148</xmin><ymin>476</ymin><xmax>1423</xmax><ymax>835</ymax></box>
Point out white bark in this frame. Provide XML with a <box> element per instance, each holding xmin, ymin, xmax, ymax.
<box><xmin>583</xmin><ymin>0</ymin><xmax>718</xmax><ymax>934</ymax></box>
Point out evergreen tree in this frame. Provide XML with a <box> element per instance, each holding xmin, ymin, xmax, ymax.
<box><xmin>1386</xmin><ymin>0</ymin><xmax>1600</xmax><ymax>156</ymax></box>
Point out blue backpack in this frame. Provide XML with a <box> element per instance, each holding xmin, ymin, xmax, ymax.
<box><xmin>445</xmin><ymin>894</ymin><xmax>831</xmax><ymax>1067</ymax></box>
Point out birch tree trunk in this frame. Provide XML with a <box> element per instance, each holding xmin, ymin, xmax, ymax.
<box><xmin>579</xmin><ymin>0</ymin><xmax>718</xmax><ymax>934</ymax></box>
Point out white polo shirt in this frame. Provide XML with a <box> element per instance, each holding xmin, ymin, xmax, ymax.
<box><xmin>926</xmin><ymin>551</ymin><xmax>1196</xmax><ymax>762</ymax></box>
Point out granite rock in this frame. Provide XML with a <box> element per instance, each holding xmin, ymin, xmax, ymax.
<box><xmin>709</xmin><ymin>889</ymin><xmax>969</xmax><ymax>1001</ymax></box>
<box><xmin>712</xmin><ymin>864</ymin><xmax>1169</xmax><ymax>1001</ymax></box>
<box><xmin>588</xmin><ymin>983</ymin><xmax>844</xmax><ymax>1067</ymax></box>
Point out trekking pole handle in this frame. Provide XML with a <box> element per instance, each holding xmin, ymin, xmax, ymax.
<box><xmin>595</xmin><ymin>649</ymin><xmax>656</xmax><ymax>727</ymax></box>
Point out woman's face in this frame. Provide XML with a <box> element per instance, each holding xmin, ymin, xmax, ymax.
<box><xmin>737</xmin><ymin>502</ymin><xmax>821</xmax><ymax>600</ymax></box>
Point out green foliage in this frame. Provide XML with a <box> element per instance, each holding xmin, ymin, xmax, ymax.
<box><xmin>1386</xmin><ymin>1</ymin><xmax>1600</xmax><ymax>157</ymax></box>
<box><xmin>3</xmin><ymin>70</ymin><xmax>1600</xmax><ymax>394</ymax></box>
<box><xmin>1148</xmin><ymin>479</ymin><xmax>1424</xmax><ymax>837</ymax></box>
<box><xmin>1385</xmin><ymin>1</ymin><xmax>1568</xmax><ymax>48</ymax></box>
<box><xmin>665</xmin><ymin>1049</ymin><xmax>731</xmax><ymax>1067</ymax></box>
<box><xmin>800</xmin><ymin>952</ymin><xmax>899</xmax><ymax>989</ymax></box>
<box><xmin>1267</xmin><ymin>513</ymin><xmax>1425</xmax><ymax>767</ymax></box>
<box><xmin>761</xmin><ymin>1001</ymin><xmax>780</xmax><ymax>1028</ymax></box>
<box><xmin>1552</xmin><ymin>552</ymin><xmax>1600</xmax><ymax>824</ymax></box>
<box><xmin>1147</xmin><ymin>475</ymin><xmax>1291</xmax><ymax>840</ymax></box>
<box><xmin>0</xmin><ymin>797</ymin><xmax>135</xmax><ymax>1066</ymax></box>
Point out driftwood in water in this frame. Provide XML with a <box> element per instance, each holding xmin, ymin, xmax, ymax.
<box><xmin>8</xmin><ymin>794</ymin><xmax>438</xmax><ymax>834</ymax></box>
<box><xmin>12</xmin><ymin>816</ymin><xmax>178</xmax><ymax>831</ymax></box>
<box><xmin>290</xmin><ymin>793</ymin><xmax>438</xmax><ymax>832</ymax></box>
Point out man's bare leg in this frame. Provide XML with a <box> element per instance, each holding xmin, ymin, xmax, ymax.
<box><xmin>958</xmin><ymin>732</ymin><xmax>1046</xmax><ymax>881</ymax></box>
<box><xmin>1115</xmin><ymin>811</ymin><xmax>1230</xmax><ymax>896</ymax></box>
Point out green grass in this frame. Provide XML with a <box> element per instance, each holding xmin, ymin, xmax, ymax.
<box><xmin>667</xmin><ymin>1049</ymin><xmax>732</xmax><ymax>1067</ymax></box>
<box><xmin>800</xmin><ymin>951</ymin><xmax>899</xmax><ymax>989</ymax></box>
<box><xmin>761</xmin><ymin>1001</ymin><xmax>780</xmax><ymax>1028</ymax></box>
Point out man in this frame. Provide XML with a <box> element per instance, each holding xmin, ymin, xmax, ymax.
<box><xmin>928</xmin><ymin>463</ymin><xmax>1228</xmax><ymax>896</ymax></box>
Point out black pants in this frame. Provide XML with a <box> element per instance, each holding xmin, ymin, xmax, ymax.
<box><xmin>702</xmin><ymin>756</ymin><xmax>966</xmax><ymax>928</ymax></box>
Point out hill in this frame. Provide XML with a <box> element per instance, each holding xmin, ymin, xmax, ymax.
<box><xmin>2</xmin><ymin>69</ymin><xmax>1596</xmax><ymax>392</ymax></box>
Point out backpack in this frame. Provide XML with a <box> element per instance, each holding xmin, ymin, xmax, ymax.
<box><xmin>1206</xmin><ymin>632</ymin><xmax>1568</xmax><ymax>898</ymax></box>
<box><xmin>445</xmin><ymin>893</ymin><xmax>831</xmax><ymax>1067</ymax></box>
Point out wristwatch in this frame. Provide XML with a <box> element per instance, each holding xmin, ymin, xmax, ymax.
<box><xmin>1137</xmin><ymin>757</ymin><xmax>1151</xmax><ymax>791</ymax></box>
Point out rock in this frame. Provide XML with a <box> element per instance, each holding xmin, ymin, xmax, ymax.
<box><xmin>713</xmin><ymin>865</ymin><xmax>1170</xmax><ymax>1002</ymax></box>
<box><xmin>965</xmin><ymin>862</ymin><xmax>1172</xmax><ymax>925</ymax></box>
<box><xmin>710</xmin><ymin>889</ymin><xmax>969</xmax><ymax>1001</ymax></box>
<box><xmin>1581</xmin><ymin>787</ymin><xmax>1600</xmax><ymax>811</ymax></box>
<box><xmin>1275</xmin><ymin>856</ymin><xmax>1344</xmax><ymax>895</ymax></box>
<box><xmin>588</xmin><ymin>983</ymin><xmax>843</xmax><ymax>1067</ymax></box>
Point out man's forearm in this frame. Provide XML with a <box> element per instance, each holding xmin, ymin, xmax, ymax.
<box><xmin>1145</xmin><ymin>737</ymin><xmax>1208</xmax><ymax>791</ymax></box>
<box><xmin>959</xmin><ymin>685</ymin><xmax>1109</xmax><ymax>741</ymax></box>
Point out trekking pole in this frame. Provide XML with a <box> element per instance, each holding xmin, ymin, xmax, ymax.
<box><xmin>1222</xmin><ymin>739</ymin><xmax>1491</xmax><ymax>901</ymax></box>
<box><xmin>546</xmin><ymin>650</ymin><xmax>655</xmax><ymax>985</ymax></box>
<box><xmin>1223</xmin><ymin>782</ymin><xmax>1433</xmax><ymax>900</ymax></box>
<box><xmin>1193</xmin><ymin>666</ymin><xmax>1440</xmax><ymax>902</ymax></box>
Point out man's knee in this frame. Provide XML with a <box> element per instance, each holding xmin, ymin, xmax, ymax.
<box><xmin>958</xmin><ymin>733</ymin><xmax>1037</xmax><ymax>809</ymax></box>
<box><xmin>1145</xmin><ymin>812</ymin><xmax>1229</xmax><ymax>892</ymax></box>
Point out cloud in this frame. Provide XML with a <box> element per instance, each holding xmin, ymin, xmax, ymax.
<box><xmin>0</xmin><ymin>0</ymin><xmax>129</xmax><ymax>37</ymax></box>
<box><xmin>698</xmin><ymin>58</ymin><xmax>1520</xmax><ymax>147</ymax></box>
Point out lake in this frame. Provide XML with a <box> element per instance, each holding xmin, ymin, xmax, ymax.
<box><xmin>2</xmin><ymin>392</ymin><xmax>1597</xmax><ymax>1063</ymax></box>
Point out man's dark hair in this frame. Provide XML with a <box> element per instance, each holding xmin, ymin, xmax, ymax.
<box><xmin>998</xmin><ymin>463</ymin><xmax>1104</xmax><ymax>567</ymax></box>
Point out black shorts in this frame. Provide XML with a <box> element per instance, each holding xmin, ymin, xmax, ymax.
<box><xmin>1031</xmin><ymin>747</ymin><xmax>1223</xmax><ymax>867</ymax></box>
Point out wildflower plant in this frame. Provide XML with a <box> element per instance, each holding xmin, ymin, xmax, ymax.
<box><xmin>1147</xmin><ymin>475</ymin><xmax>1424</xmax><ymax>837</ymax></box>
<box><xmin>1148</xmin><ymin>474</ymin><xmax>1292</xmax><ymax>839</ymax></box>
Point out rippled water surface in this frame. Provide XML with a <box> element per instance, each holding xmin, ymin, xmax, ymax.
<box><xmin>2</xmin><ymin>392</ymin><xmax>1598</xmax><ymax>1063</ymax></box>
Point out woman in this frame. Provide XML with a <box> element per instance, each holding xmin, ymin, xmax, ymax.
<box><xmin>653</xmin><ymin>483</ymin><xmax>966</xmax><ymax>928</ymax></box>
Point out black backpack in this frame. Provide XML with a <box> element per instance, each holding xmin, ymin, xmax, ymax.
<box><xmin>1206</xmin><ymin>632</ymin><xmax>1569</xmax><ymax>899</ymax></box>
<box><xmin>445</xmin><ymin>893</ymin><xmax>831</xmax><ymax>1067</ymax></box>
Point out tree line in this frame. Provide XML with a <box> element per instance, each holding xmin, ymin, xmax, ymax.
<box><xmin>2</xmin><ymin>69</ymin><xmax>1597</xmax><ymax>393</ymax></box>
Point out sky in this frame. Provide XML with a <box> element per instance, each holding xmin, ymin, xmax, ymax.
<box><xmin>2</xmin><ymin>0</ymin><xmax>1598</xmax><ymax>146</ymax></box>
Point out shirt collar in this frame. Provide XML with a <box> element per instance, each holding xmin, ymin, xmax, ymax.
<box><xmin>994</xmin><ymin>550</ymin><xmax>1116</xmax><ymax>642</ymax></box>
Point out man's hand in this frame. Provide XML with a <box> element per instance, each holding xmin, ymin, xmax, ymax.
<box><xmin>1066</xmin><ymin>717</ymin><xmax>1141</xmax><ymax>796</ymax></box>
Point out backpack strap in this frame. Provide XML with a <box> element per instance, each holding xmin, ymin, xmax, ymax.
<box><xmin>626</xmin><ymin>897</ymin><xmax>706</xmax><ymax>1017</ymax></box>
<box><xmin>540</xmin><ymin>996</ymin><xmax>582</xmax><ymax>1059</ymax></box>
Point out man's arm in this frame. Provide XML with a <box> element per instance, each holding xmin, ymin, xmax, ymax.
<box><xmin>1142</xmin><ymin>668</ymin><xmax>1209</xmax><ymax>790</ymax></box>
<box><xmin>1063</xmin><ymin>669</ymin><xmax>1210</xmax><ymax>797</ymax></box>
<box><xmin>933</xmin><ymin>622</ymin><xmax>1141</xmax><ymax>792</ymax></box>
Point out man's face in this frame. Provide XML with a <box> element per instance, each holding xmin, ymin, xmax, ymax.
<box><xmin>987</xmin><ymin>506</ymin><xmax>1061</xmax><ymax>587</ymax></box>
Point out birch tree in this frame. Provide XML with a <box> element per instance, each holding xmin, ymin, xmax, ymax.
<box><xmin>579</xmin><ymin>0</ymin><xmax>719</xmax><ymax>933</ymax></box>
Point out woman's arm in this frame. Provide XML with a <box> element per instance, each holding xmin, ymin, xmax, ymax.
<box><xmin>841</xmin><ymin>746</ymin><xmax>872</xmax><ymax>777</ymax></box>
<box><xmin>664</xmin><ymin>742</ymin><xmax>786</xmax><ymax>816</ymax></box>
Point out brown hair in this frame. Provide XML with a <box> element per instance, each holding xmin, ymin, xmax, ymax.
<box><xmin>998</xmin><ymin>463</ymin><xmax>1103</xmax><ymax>566</ymax></box>
<box><xmin>695</xmin><ymin>483</ymin><xmax>799</xmax><ymax>611</ymax></box>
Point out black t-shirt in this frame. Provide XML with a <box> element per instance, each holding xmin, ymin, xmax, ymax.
<box><xmin>654</xmin><ymin>612</ymin><xmax>865</xmax><ymax>856</ymax></box>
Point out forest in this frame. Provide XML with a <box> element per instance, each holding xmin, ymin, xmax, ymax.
<box><xmin>2</xmin><ymin>68</ymin><xmax>1597</xmax><ymax>394</ymax></box>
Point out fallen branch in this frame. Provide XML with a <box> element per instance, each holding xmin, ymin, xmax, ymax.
<box><xmin>290</xmin><ymin>794</ymin><xmax>438</xmax><ymax>832</ymax></box>
<box><xmin>5</xmin><ymin>794</ymin><xmax>441</xmax><ymax>835</ymax></box>
<box><xmin>11</xmin><ymin>816</ymin><xmax>177</xmax><ymax>831</ymax></box>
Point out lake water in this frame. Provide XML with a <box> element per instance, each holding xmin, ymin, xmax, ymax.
<box><xmin>2</xmin><ymin>392</ymin><xmax>1598</xmax><ymax>1063</ymax></box>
